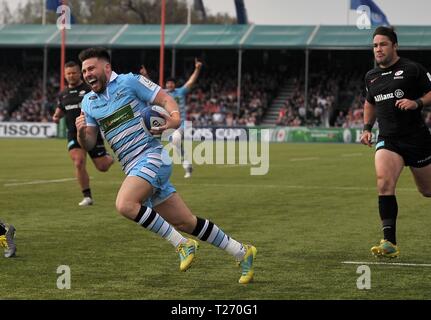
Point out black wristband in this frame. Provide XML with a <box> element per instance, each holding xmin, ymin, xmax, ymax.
<box><xmin>363</xmin><ymin>123</ymin><xmax>373</xmax><ymax>132</ymax></box>
<box><xmin>415</xmin><ymin>98</ymin><xmax>424</xmax><ymax>109</ymax></box>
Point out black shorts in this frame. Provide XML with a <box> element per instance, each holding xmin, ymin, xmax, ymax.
<box><xmin>376</xmin><ymin>130</ymin><xmax>431</xmax><ymax>168</ymax></box>
<box><xmin>67</xmin><ymin>132</ymin><xmax>108</xmax><ymax>159</ymax></box>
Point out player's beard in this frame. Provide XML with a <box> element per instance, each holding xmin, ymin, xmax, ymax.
<box><xmin>88</xmin><ymin>73</ymin><xmax>108</xmax><ymax>93</ymax></box>
<box><xmin>376</xmin><ymin>50</ymin><xmax>395</xmax><ymax>68</ymax></box>
<box><xmin>376</xmin><ymin>55</ymin><xmax>389</xmax><ymax>66</ymax></box>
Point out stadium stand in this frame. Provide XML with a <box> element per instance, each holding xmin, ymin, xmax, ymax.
<box><xmin>1</xmin><ymin>24</ymin><xmax>431</xmax><ymax>128</ymax></box>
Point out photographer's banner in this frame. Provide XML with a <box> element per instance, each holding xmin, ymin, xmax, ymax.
<box><xmin>0</xmin><ymin>122</ymin><xmax>57</xmax><ymax>138</ymax></box>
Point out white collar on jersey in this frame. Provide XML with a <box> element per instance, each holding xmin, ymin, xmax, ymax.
<box><xmin>99</xmin><ymin>71</ymin><xmax>118</xmax><ymax>99</ymax></box>
<box><xmin>109</xmin><ymin>71</ymin><xmax>118</xmax><ymax>83</ymax></box>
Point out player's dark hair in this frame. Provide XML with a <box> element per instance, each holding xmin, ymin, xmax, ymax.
<box><xmin>64</xmin><ymin>61</ymin><xmax>80</xmax><ymax>69</ymax></box>
<box><xmin>78</xmin><ymin>47</ymin><xmax>111</xmax><ymax>63</ymax></box>
<box><xmin>373</xmin><ymin>26</ymin><xmax>398</xmax><ymax>44</ymax></box>
<box><xmin>166</xmin><ymin>77</ymin><xmax>176</xmax><ymax>83</ymax></box>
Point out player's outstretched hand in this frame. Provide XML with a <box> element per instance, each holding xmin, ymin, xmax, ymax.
<box><xmin>395</xmin><ymin>99</ymin><xmax>418</xmax><ymax>111</ymax></box>
<box><xmin>76</xmin><ymin>111</ymin><xmax>87</xmax><ymax>138</ymax></box>
<box><xmin>360</xmin><ymin>130</ymin><xmax>373</xmax><ymax>147</ymax></box>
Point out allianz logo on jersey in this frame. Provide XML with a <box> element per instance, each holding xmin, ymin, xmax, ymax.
<box><xmin>374</xmin><ymin>89</ymin><xmax>404</xmax><ymax>102</ymax></box>
<box><xmin>65</xmin><ymin>104</ymin><xmax>80</xmax><ymax>111</ymax></box>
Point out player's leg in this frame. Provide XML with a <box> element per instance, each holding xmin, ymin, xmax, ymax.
<box><xmin>408</xmin><ymin>133</ymin><xmax>431</xmax><ymax>196</ymax></box>
<box><xmin>91</xmin><ymin>154</ymin><xmax>114</xmax><ymax>172</ymax></box>
<box><xmin>89</xmin><ymin>133</ymin><xmax>114</xmax><ymax>172</ymax></box>
<box><xmin>68</xmin><ymin>141</ymin><xmax>93</xmax><ymax>206</ymax></box>
<box><xmin>115</xmin><ymin>175</ymin><xmax>192</xmax><ymax>267</ymax></box>
<box><xmin>410</xmin><ymin>163</ymin><xmax>431</xmax><ymax>197</ymax></box>
<box><xmin>154</xmin><ymin>193</ymin><xmax>257</xmax><ymax>284</ymax></box>
<box><xmin>171</xmin><ymin>127</ymin><xmax>192</xmax><ymax>178</ymax></box>
<box><xmin>0</xmin><ymin>220</ymin><xmax>16</xmax><ymax>258</ymax></box>
<box><xmin>371</xmin><ymin>148</ymin><xmax>404</xmax><ymax>258</ymax></box>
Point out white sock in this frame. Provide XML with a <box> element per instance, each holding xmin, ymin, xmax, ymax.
<box><xmin>182</xmin><ymin>159</ymin><xmax>191</xmax><ymax>169</ymax></box>
<box><xmin>225</xmin><ymin>238</ymin><xmax>246</xmax><ymax>260</ymax></box>
<box><xmin>166</xmin><ymin>228</ymin><xmax>188</xmax><ymax>247</ymax></box>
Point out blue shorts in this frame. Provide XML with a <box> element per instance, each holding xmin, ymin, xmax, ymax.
<box><xmin>128</xmin><ymin>148</ymin><xmax>176</xmax><ymax>207</ymax></box>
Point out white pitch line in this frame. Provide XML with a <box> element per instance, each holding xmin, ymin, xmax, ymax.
<box><xmin>174</xmin><ymin>183</ymin><xmax>418</xmax><ymax>192</ymax></box>
<box><xmin>290</xmin><ymin>157</ymin><xmax>320</xmax><ymax>162</ymax></box>
<box><xmin>341</xmin><ymin>153</ymin><xmax>363</xmax><ymax>157</ymax></box>
<box><xmin>82</xmin><ymin>180</ymin><xmax>419</xmax><ymax>193</ymax></box>
<box><xmin>4</xmin><ymin>178</ymin><xmax>77</xmax><ymax>187</ymax></box>
<box><xmin>342</xmin><ymin>261</ymin><xmax>431</xmax><ymax>267</ymax></box>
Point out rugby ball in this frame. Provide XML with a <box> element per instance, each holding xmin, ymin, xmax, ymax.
<box><xmin>142</xmin><ymin>105</ymin><xmax>169</xmax><ymax>137</ymax></box>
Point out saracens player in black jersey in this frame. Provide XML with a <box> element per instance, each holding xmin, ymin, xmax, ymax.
<box><xmin>53</xmin><ymin>61</ymin><xmax>114</xmax><ymax>206</ymax></box>
<box><xmin>360</xmin><ymin>27</ymin><xmax>431</xmax><ymax>258</ymax></box>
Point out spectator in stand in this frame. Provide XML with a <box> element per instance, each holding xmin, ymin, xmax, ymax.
<box><xmin>276</xmin><ymin>104</ymin><xmax>288</xmax><ymax>126</ymax></box>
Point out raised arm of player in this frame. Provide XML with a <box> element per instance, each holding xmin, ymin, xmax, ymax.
<box><xmin>76</xmin><ymin>111</ymin><xmax>98</xmax><ymax>151</ymax></box>
<box><xmin>52</xmin><ymin>107</ymin><xmax>64</xmax><ymax>123</ymax></box>
<box><xmin>360</xmin><ymin>100</ymin><xmax>376</xmax><ymax>147</ymax></box>
<box><xmin>183</xmin><ymin>58</ymin><xmax>203</xmax><ymax>90</ymax></box>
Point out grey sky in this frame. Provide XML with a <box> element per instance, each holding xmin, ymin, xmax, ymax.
<box><xmin>204</xmin><ymin>0</ymin><xmax>431</xmax><ymax>25</ymax></box>
<box><xmin>5</xmin><ymin>0</ymin><xmax>431</xmax><ymax>25</ymax></box>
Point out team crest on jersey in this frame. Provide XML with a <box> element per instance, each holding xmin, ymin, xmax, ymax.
<box><xmin>394</xmin><ymin>89</ymin><xmax>404</xmax><ymax>98</ymax></box>
<box><xmin>138</xmin><ymin>76</ymin><xmax>157</xmax><ymax>91</ymax></box>
<box><xmin>114</xmin><ymin>90</ymin><xmax>126</xmax><ymax>102</ymax></box>
<box><xmin>89</xmin><ymin>95</ymin><xmax>98</xmax><ymax>100</ymax></box>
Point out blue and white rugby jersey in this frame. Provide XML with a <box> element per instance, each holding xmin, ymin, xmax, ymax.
<box><xmin>81</xmin><ymin>72</ymin><xmax>162</xmax><ymax>174</ymax></box>
<box><xmin>165</xmin><ymin>86</ymin><xmax>189</xmax><ymax>123</ymax></box>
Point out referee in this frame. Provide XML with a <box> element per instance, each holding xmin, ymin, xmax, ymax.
<box><xmin>53</xmin><ymin>61</ymin><xmax>114</xmax><ymax>206</ymax></box>
<box><xmin>360</xmin><ymin>26</ymin><xmax>431</xmax><ymax>258</ymax></box>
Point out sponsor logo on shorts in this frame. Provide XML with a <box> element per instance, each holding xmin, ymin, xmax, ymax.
<box><xmin>375</xmin><ymin>141</ymin><xmax>385</xmax><ymax>150</ymax></box>
<box><xmin>417</xmin><ymin>154</ymin><xmax>431</xmax><ymax>164</ymax></box>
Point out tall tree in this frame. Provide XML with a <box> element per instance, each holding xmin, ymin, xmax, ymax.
<box><xmin>0</xmin><ymin>0</ymin><xmax>13</xmax><ymax>24</ymax></box>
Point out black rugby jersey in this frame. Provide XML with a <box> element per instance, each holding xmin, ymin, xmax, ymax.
<box><xmin>365</xmin><ymin>57</ymin><xmax>431</xmax><ymax>137</ymax></box>
<box><xmin>57</xmin><ymin>82</ymin><xmax>91</xmax><ymax>134</ymax></box>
